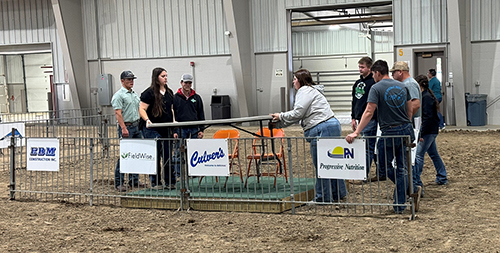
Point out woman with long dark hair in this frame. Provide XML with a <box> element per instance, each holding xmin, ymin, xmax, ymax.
<box><xmin>271</xmin><ymin>69</ymin><xmax>347</xmax><ymax>203</ymax></box>
<box><xmin>139</xmin><ymin>67</ymin><xmax>176</xmax><ymax>189</ymax></box>
<box><xmin>413</xmin><ymin>74</ymin><xmax>448</xmax><ymax>197</ymax></box>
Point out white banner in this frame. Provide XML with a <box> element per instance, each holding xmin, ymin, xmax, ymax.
<box><xmin>27</xmin><ymin>138</ymin><xmax>59</xmax><ymax>172</ymax></box>
<box><xmin>317</xmin><ymin>138</ymin><xmax>366</xmax><ymax>180</ymax></box>
<box><xmin>120</xmin><ymin>139</ymin><xmax>157</xmax><ymax>174</ymax></box>
<box><xmin>187</xmin><ymin>139</ymin><xmax>230</xmax><ymax>177</ymax></box>
<box><xmin>0</xmin><ymin>122</ymin><xmax>26</xmax><ymax>148</ymax></box>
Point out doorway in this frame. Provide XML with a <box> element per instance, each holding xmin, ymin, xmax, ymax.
<box><xmin>415</xmin><ymin>50</ymin><xmax>448</xmax><ymax>124</ymax></box>
<box><xmin>0</xmin><ymin>53</ymin><xmax>53</xmax><ymax>113</ymax></box>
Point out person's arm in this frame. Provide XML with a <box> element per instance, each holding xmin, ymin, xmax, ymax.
<box><xmin>351</xmin><ymin>84</ymin><xmax>357</xmax><ymax>131</ymax></box>
<box><xmin>115</xmin><ymin>109</ymin><xmax>129</xmax><ymax>138</ymax></box>
<box><xmin>407</xmin><ymin>99</ymin><xmax>414</xmax><ymax>120</ymax></box>
<box><xmin>197</xmin><ymin>96</ymin><xmax>205</xmax><ymax>138</ymax></box>
<box><xmin>410</xmin><ymin>98</ymin><xmax>420</xmax><ymax>117</ymax></box>
<box><xmin>139</xmin><ymin>102</ymin><xmax>152</xmax><ymax>127</ymax></box>
<box><xmin>346</xmin><ymin>102</ymin><xmax>376</xmax><ymax>144</ymax></box>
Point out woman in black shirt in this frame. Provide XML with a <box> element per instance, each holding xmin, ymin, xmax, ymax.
<box><xmin>139</xmin><ymin>67</ymin><xmax>176</xmax><ymax>189</ymax></box>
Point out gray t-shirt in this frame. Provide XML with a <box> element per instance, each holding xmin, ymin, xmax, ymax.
<box><xmin>403</xmin><ymin>77</ymin><xmax>421</xmax><ymax>118</ymax></box>
<box><xmin>368</xmin><ymin>78</ymin><xmax>411</xmax><ymax>131</ymax></box>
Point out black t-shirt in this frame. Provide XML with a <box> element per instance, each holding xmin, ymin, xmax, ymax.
<box><xmin>140</xmin><ymin>87</ymin><xmax>174</xmax><ymax>136</ymax></box>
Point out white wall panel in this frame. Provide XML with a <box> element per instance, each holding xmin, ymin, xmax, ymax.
<box><xmin>471</xmin><ymin>0</ymin><xmax>500</xmax><ymax>41</ymax></box>
<box><xmin>393</xmin><ymin>0</ymin><xmax>447</xmax><ymax>45</ymax></box>
<box><xmin>0</xmin><ymin>0</ymin><xmax>65</xmax><ymax>84</ymax></box>
<box><xmin>292</xmin><ymin>29</ymin><xmax>369</xmax><ymax>56</ymax></box>
<box><xmin>82</xmin><ymin>0</ymin><xmax>230</xmax><ymax>60</ymax></box>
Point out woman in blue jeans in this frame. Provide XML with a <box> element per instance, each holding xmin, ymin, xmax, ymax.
<box><xmin>413</xmin><ymin>75</ymin><xmax>448</xmax><ymax>196</ymax></box>
<box><xmin>271</xmin><ymin>69</ymin><xmax>347</xmax><ymax>202</ymax></box>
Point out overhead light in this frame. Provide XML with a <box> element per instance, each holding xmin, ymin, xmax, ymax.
<box><xmin>328</xmin><ymin>25</ymin><xmax>340</xmax><ymax>31</ymax></box>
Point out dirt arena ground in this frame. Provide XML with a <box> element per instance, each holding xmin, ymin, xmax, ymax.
<box><xmin>0</xmin><ymin>128</ymin><xmax>499</xmax><ymax>252</ymax></box>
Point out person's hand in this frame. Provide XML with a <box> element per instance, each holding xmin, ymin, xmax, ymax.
<box><xmin>121</xmin><ymin>127</ymin><xmax>129</xmax><ymax>138</ymax></box>
<box><xmin>351</xmin><ymin>119</ymin><xmax>357</xmax><ymax>131</ymax></box>
<box><xmin>173</xmin><ymin>133</ymin><xmax>178</xmax><ymax>138</ymax></box>
<box><xmin>345</xmin><ymin>132</ymin><xmax>359</xmax><ymax>144</ymax></box>
<box><xmin>198</xmin><ymin>132</ymin><xmax>204</xmax><ymax>139</ymax></box>
<box><xmin>145</xmin><ymin>119</ymin><xmax>152</xmax><ymax>128</ymax></box>
<box><xmin>270</xmin><ymin>113</ymin><xmax>280</xmax><ymax>121</ymax></box>
<box><xmin>419</xmin><ymin>138</ymin><xmax>423</xmax><ymax>142</ymax></box>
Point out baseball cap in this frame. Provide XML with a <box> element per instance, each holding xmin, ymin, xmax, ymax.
<box><xmin>180</xmin><ymin>73</ymin><xmax>194</xmax><ymax>82</ymax></box>
<box><xmin>390</xmin><ymin>61</ymin><xmax>409</xmax><ymax>72</ymax></box>
<box><xmin>120</xmin><ymin>70</ymin><xmax>137</xmax><ymax>80</ymax></box>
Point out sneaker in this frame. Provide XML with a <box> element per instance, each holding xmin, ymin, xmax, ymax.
<box><xmin>151</xmin><ymin>185</ymin><xmax>166</xmax><ymax>190</ymax></box>
<box><xmin>411</xmin><ymin>186</ymin><xmax>422</xmax><ymax>212</ymax></box>
<box><xmin>370</xmin><ymin>176</ymin><xmax>387</xmax><ymax>182</ymax></box>
<box><xmin>166</xmin><ymin>184</ymin><xmax>176</xmax><ymax>190</ymax></box>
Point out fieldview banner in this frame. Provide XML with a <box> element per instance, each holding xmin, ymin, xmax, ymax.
<box><xmin>317</xmin><ymin>138</ymin><xmax>366</xmax><ymax>180</ymax></box>
<box><xmin>186</xmin><ymin>139</ymin><xmax>230</xmax><ymax>177</ymax></box>
<box><xmin>0</xmin><ymin>122</ymin><xmax>26</xmax><ymax>148</ymax></box>
<box><xmin>120</xmin><ymin>139</ymin><xmax>156</xmax><ymax>174</ymax></box>
<box><xmin>27</xmin><ymin>138</ymin><xmax>59</xmax><ymax>172</ymax></box>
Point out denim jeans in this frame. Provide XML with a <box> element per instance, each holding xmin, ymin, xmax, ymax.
<box><xmin>143</xmin><ymin>127</ymin><xmax>175</xmax><ymax>187</ymax></box>
<box><xmin>413</xmin><ymin>134</ymin><xmax>447</xmax><ymax>191</ymax></box>
<box><xmin>377</xmin><ymin>123</ymin><xmax>415</xmax><ymax>212</ymax></box>
<box><xmin>114</xmin><ymin>124</ymin><xmax>142</xmax><ymax>188</ymax></box>
<box><xmin>361</xmin><ymin>119</ymin><xmax>377</xmax><ymax>177</ymax></box>
<box><xmin>304</xmin><ymin>117</ymin><xmax>347</xmax><ymax>202</ymax></box>
<box><xmin>173</xmin><ymin>127</ymin><xmax>200</xmax><ymax>178</ymax></box>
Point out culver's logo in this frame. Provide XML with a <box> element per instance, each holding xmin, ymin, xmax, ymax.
<box><xmin>190</xmin><ymin>148</ymin><xmax>225</xmax><ymax>167</ymax></box>
<box><xmin>121</xmin><ymin>152</ymin><xmax>154</xmax><ymax>160</ymax></box>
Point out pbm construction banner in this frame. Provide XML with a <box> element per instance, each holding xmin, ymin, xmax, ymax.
<box><xmin>120</xmin><ymin>139</ymin><xmax>156</xmax><ymax>174</ymax></box>
<box><xmin>186</xmin><ymin>139</ymin><xmax>230</xmax><ymax>177</ymax></box>
<box><xmin>27</xmin><ymin>138</ymin><xmax>59</xmax><ymax>172</ymax></box>
<box><xmin>317</xmin><ymin>138</ymin><xmax>366</xmax><ymax>180</ymax></box>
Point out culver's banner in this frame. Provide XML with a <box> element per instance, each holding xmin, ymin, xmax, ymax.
<box><xmin>27</xmin><ymin>138</ymin><xmax>59</xmax><ymax>172</ymax></box>
<box><xmin>186</xmin><ymin>139</ymin><xmax>230</xmax><ymax>177</ymax></box>
<box><xmin>317</xmin><ymin>139</ymin><xmax>366</xmax><ymax>180</ymax></box>
<box><xmin>120</xmin><ymin>139</ymin><xmax>156</xmax><ymax>174</ymax></box>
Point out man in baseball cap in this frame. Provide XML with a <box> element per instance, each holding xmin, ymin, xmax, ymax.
<box><xmin>390</xmin><ymin>61</ymin><xmax>421</xmax><ymax>120</ymax></box>
<box><xmin>120</xmin><ymin>70</ymin><xmax>137</xmax><ymax>80</ymax></box>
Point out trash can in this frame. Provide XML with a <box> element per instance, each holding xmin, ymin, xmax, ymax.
<box><xmin>211</xmin><ymin>95</ymin><xmax>231</xmax><ymax>119</ymax></box>
<box><xmin>465</xmin><ymin>93</ymin><xmax>487</xmax><ymax>126</ymax></box>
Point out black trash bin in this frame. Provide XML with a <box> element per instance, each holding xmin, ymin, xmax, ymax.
<box><xmin>465</xmin><ymin>93</ymin><xmax>487</xmax><ymax>126</ymax></box>
<box><xmin>211</xmin><ymin>95</ymin><xmax>231</xmax><ymax>119</ymax></box>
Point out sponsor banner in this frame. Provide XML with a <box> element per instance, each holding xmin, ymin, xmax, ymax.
<box><xmin>27</xmin><ymin>138</ymin><xmax>59</xmax><ymax>172</ymax></box>
<box><xmin>0</xmin><ymin>122</ymin><xmax>26</xmax><ymax>148</ymax></box>
<box><xmin>317</xmin><ymin>139</ymin><xmax>366</xmax><ymax>180</ymax></box>
<box><xmin>187</xmin><ymin>139</ymin><xmax>230</xmax><ymax>177</ymax></box>
<box><xmin>120</xmin><ymin>139</ymin><xmax>156</xmax><ymax>174</ymax></box>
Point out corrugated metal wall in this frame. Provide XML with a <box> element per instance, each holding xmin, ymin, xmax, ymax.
<box><xmin>0</xmin><ymin>0</ymin><xmax>65</xmax><ymax>83</ymax></box>
<box><xmin>393</xmin><ymin>0</ymin><xmax>447</xmax><ymax>45</ymax></box>
<box><xmin>82</xmin><ymin>0</ymin><xmax>230</xmax><ymax>60</ymax></box>
<box><xmin>292</xmin><ymin>29</ymin><xmax>370</xmax><ymax>56</ymax></box>
<box><xmin>471</xmin><ymin>0</ymin><xmax>500</xmax><ymax>41</ymax></box>
<box><xmin>292</xmin><ymin>29</ymin><xmax>393</xmax><ymax>56</ymax></box>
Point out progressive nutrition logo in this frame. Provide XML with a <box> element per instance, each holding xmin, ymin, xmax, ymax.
<box><xmin>327</xmin><ymin>146</ymin><xmax>354</xmax><ymax>159</ymax></box>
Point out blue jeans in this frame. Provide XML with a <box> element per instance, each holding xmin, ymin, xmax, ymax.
<box><xmin>437</xmin><ymin>97</ymin><xmax>445</xmax><ymax>128</ymax></box>
<box><xmin>304</xmin><ymin>117</ymin><xmax>347</xmax><ymax>202</ymax></box>
<box><xmin>413</xmin><ymin>134</ymin><xmax>447</xmax><ymax>191</ymax></box>
<box><xmin>143</xmin><ymin>127</ymin><xmax>175</xmax><ymax>187</ymax></box>
<box><xmin>173</xmin><ymin>127</ymin><xmax>200</xmax><ymax>178</ymax></box>
<box><xmin>115</xmin><ymin>124</ymin><xmax>142</xmax><ymax>187</ymax></box>
<box><xmin>377</xmin><ymin>123</ymin><xmax>415</xmax><ymax>212</ymax></box>
<box><xmin>361</xmin><ymin>119</ymin><xmax>377</xmax><ymax>177</ymax></box>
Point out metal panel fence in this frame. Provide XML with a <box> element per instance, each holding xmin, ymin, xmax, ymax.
<box><xmin>7</xmin><ymin>134</ymin><xmax>417</xmax><ymax>219</ymax></box>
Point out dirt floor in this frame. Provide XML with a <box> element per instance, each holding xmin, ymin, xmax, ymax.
<box><xmin>0</xmin><ymin>128</ymin><xmax>499</xmax><ymax>252</ymax></box>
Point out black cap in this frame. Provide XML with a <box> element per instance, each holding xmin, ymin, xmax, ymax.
<box><xmin>120</xmin><ymin>70</ymin><xmax>137</xmax><ymax>80</ymax></box>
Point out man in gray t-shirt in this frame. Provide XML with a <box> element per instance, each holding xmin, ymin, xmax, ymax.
<box><xmin>346</xmin><ymin>60</ymin><xmax>418</xmax><ymax>214</ymax></box>
<box><xmin>390</xmin><ymin>61</ymin><xmax>421</xmax><ymax>119</ymax></box>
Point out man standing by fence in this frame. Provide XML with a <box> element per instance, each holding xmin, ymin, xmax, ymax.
<box><xmin>346</xmin><ymin>60</ymin><xmax>420</xmax><ymax>213</ymax></box>
<box><xmin>172</xmin><ymin>73</ymin><xmax>205</xmax><ymax>179</ymax></box>
<box><xmin>111</xmin><ymin>70</ymin><xmax>144</xmax><ymax>192</ymax></box>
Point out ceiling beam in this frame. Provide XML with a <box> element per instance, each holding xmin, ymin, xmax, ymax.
<box><xmin>292</xmin><ymin>15</ymin><xmax>392</xmax><ymax>27</ymax></box>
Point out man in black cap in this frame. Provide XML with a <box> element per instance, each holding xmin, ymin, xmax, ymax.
<box><xmin>172</xmin><ymin>73</ymin><xmax>205</xmax><ymax>179</ymax></box>
<box><xmin>111</xmin><ymin>70</ymin><xmax>144</xmax><ymax>192</ymax></box>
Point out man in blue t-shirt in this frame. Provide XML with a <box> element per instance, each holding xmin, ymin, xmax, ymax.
<box><xmin>346</xmin><ymin>60</ymin><xmax>420</xmax><ymax>213</ymax></box>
